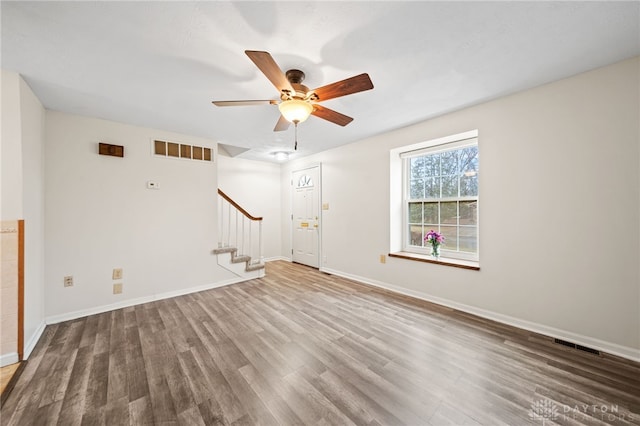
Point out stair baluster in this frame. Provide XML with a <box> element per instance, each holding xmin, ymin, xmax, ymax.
<box><xmin>214</xmin><ymin>189</ymin><xmax>264</xmax><ymax>273</ymax></box>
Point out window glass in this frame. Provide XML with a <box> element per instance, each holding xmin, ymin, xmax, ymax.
<box><xmin>404</xmin><ymin>139</ymin><xmax>478</xmax><ymax>260</ymax></box>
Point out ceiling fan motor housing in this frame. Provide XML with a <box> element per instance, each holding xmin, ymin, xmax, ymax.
<box><xmin>285</xmin><ymin>69</ymin><xmax>305</xmax><ymax>84</ymax></box>
<box><xmin>281</xmin><ymin>69</ymin><xmax>318</xmax><ymax>101</ymax></box>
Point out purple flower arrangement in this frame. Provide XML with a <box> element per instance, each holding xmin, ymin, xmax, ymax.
<box><xmin>424</xmin><ymin>230</ymin><xmax>444</xmax><ymax>258</ymax></box>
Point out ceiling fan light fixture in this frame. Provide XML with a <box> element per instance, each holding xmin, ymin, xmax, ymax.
<box><xmin>278</xmin><ymin>99</ymin><xmax>313</xmax><ymax>123</ymax></box>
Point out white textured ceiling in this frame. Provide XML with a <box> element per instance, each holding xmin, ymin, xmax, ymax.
<box><xmin>2</xmin><ymin>1</ymin><xmax>639</xmax><ymax>162</ymax></box>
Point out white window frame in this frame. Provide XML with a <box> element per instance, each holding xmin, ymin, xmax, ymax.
<box><xmin>398</xmin><ymin>131</ymin><xmax>479</xmax><ymax>262</ymax></box>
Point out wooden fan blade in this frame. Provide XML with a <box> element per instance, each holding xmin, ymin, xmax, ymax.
<box><xmin>311</xmin><ymin>73</ymin><xmax>373</xmax><ymax>102</ymax></box>
<box><xmin>311</xmin><ymin>104</ymin><xmax>354</xmax><ymax>126</ymax></box>
<box><xmin>274</xmin><ymin>115</ymin><xmax>290</xmax><ymax>132</ymax></box>
<box><xmin>245</xmin><ymin>50</ymin><xmax>294</xmax><ymax>94</ymax></box>
<box><xmin>212</xmin><ymin>100</ymin><xmax>277</xmax><ymax>107</ymax></box>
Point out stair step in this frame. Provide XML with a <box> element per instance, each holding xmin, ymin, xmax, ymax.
<box><xmin>213</xmin><ymin>247</ymin><xmax>236</xmax><ymax>255</ymax></box>
<box><xmin>246</xmin><ymin>263</ymin><xmax>265</xmax><ymax>272</ymax></box>
<box><xmin>231</xmin><ymin>255</ymin><xmax>251</xmax><ymax>264</ymax></box>
<box><xmin>214</xmin><ymin>245</ymin><xmax>265</xmax><ymax>276</ymax></box>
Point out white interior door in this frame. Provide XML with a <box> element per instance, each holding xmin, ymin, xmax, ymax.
<box><xmin>292</xmin><ymin>166</ymin><xmax>320</xmax><ymax>268</ymax></box>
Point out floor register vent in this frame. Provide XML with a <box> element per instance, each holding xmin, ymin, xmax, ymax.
<box><xmin>553</xmin><ymin>338</ymin><xmax>600</xmax><ymax>355</ymax></box>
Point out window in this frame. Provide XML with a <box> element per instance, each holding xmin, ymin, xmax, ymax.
<box><xmin>401</xmin><ymin>136</ymin><xmax>479</xmax><ymax>261</ymax></box>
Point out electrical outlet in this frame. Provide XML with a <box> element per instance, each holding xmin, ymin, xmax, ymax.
<box><xmin>112</xmin><ymin>268</ymin><xmax>123</xmax><ymax>280</ymax></box>
<box><xmin>379</xmin><ymin>254</ymin><xmax>386</xmax><ymax>264</ymax></box>
<box><xmin>64</xmin><ymin>276</ymin><xmax>73</xmax><ymax>287</ymax></box>
<box><xmin>113</xmin><ymin>283</ymin><xmax>123</xmax><ymax>294</ymax></box>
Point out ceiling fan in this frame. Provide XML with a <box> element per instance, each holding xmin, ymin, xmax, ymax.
<box><xmin>212</xmin><ymin>50</ymin><xmax>374</xmax><ymax>149</ymax></box>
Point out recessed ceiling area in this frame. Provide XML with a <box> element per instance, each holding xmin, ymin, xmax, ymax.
<box><xmin>1</xmin><ymin>1</ymin><xmax>638</xmax><ymax>162</ymax></box>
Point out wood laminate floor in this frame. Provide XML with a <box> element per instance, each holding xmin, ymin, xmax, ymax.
<box><xmin>0</xmin><ymin>362</ymin><xmax>23</xmax><ymax>407</ymax></box>
<box><xmin>0</xmin><ymin>363</ymin><xmax>21</xmax><ymax>396</ymax></box>
<box><xmin>1</xmin><ymin>261</ymin><xmax>639</xmax><ymax>425</ymax></box>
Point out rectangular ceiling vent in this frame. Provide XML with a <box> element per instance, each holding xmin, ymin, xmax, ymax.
<box><xmin>554</xmin><ymin>338</ymin><xmax>600</xmax><ymax>356</ymax></box>
<box><xmin>154</xmin><ymin>140</ymin><xmax>212</xmax><ymax>162</ymax></box>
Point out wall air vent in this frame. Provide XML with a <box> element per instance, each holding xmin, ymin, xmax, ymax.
<box><xmin>554</xmin><ymin>339</ymin><xmax>600</xmax><ymax>355</ymax></box>
<box><xmin>154</xmin><ymin>140</ymin><xmax>213</xmax><ymax>162</ymax></box>
<box><xmin>554</xmin><ymin>338</ymin><xmax>576</xmax><ymax>349</ymax></box>
<box><xmin>576</xmin><ymin>345</ymin><xmax>601</xmax><ymax>355</ymax></box>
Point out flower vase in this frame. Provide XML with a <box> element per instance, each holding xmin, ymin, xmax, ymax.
<box><xmin>431</xmin><ymin>244</ymin><xmax>440</xmax><ymax>259</ymax></box>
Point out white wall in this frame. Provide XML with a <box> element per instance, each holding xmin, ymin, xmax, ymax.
<box><xmin>19</xmin><ymin>77</ymin><xmax>46</xmax><ymax>356</ymax></box>
<box><xmin>217</xmin><ymin>155</ymin><xmax>283</xmax><ymax>260</ymax></box>
<box><xmin>0</xmin><ymin>70</ymin><xmax>46</xmax><ymax>360</ymax></box>
<box><xmin>1</xmin><ymin>71</ymin><xmax>23</xmax><ymax>220</ymax></box>
<box><xmin>281</xmin><ymin>57</ymin><xmax>640</xmax><ymax>359</ymax></box>
<box><xmin>44</xmin><ymin>112</ymin><xmax>232</xmax><ymax>319</ymax></box>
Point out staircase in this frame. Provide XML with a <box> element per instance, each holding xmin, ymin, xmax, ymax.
<box><xmin>214</xmin><ymin>189</ymin><xmax>265</xmax><ymax>278</ymax></box>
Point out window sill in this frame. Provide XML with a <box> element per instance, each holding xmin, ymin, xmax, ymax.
<box><xmin>388</xmin><ymin>252</ymin><xmax>480</xmax><ymax>271</ymax></box>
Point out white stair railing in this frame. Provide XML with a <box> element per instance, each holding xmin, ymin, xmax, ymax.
<box><xmin>217</xmin><ymin>189</ymin><xmax>263</xmax><ymax>265</ymax></box>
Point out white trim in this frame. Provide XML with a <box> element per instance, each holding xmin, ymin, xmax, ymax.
<box><xmin>0</xmin><ymin>352</ymin><xmax>19</xmax><ymax>367</ymax></box>
<box><xmin>23</xmin><ymin>320</ymin><xmax>46</xmax><ymax>359</ymax></box>
<box><xmin>264</xmin><ymin>255</ymin><xmax>290</xmax><ymax>262</ymax></box>
<box><xmin>390</xmin><ymin>129</ymin><xmax>479</xmax><ymax>158</ymax></box>
<box><xmin>399</xmin><ymin>137</ymin><xmax>477</xmax><ymax>159</ymax></box>
<box><xmin>45</xmin><ymin>277</ymin><xmax>251</xmax><ymax>325</ymax></box>
<box><xmin>319</xmin><ymin>267</ymin><xmax>640</xmax><ymax>363</ymax></box>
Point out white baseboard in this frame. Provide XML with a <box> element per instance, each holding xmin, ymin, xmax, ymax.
<box><xmin>264</xmin><ymin>256</ymin><xmax>291</xmax><ymax>262</ymax></box>
<box><xmin>23</xmin><ymin>320</ymin><xmax>46</xmax><ymax>360</ymax></box>
<box><xmin>320</xmin><ymin>267</ymin><xmax>640</xmax><ymax>363</ymax></box>
<box><xmin>0</xmin><ymin>352</ymin><xmax>19</xmax><ymax>367</ymax></box>
<box><xmin>45</xmin><ymin>276</ymin><xmax>252</xmax><ymax>325</ymax></box>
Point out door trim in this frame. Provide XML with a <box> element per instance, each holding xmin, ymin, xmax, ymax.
<box><xmin>18</xmin><ymin>220</ymin><xmax>24</xmax><ymax>361</ymax></box>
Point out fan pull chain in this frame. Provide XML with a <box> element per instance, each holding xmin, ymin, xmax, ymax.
<box><xmin>294</xmin><ymin>121</ymin><xmax>298</xmax><ymax>150</ymax></box>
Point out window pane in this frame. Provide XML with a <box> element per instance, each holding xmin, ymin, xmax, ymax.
<box><xmin>409</xmin><ymin>225</ymin><xmax>423</xmax><ymax>246</ymax></box>
<box><xmin>410</xmin><ymin>179</ymin><xmax>424</xmax><ymax>199</ymax></box>
<box><xmin>460</xmin><ymin>146</ymin><xmax>478</xmax><ymax>174</ymax></box>
<box><xmin>441</xmin><ymin>175</ymin><xmax>458</xmax><ymax>197</ymax></box>
<box><xmin>460</xmin><ymin>146</ymin><xmax>479</xmax><ymax>196</ymax></box>
<box><xmin>440</xmin><ymin>226</ymin><xmax>457</xmax><ymax>251</ymax></box>
<box><xmin>460</xmin><ymin>173</ymin><xmax>478</xmax><ymax>197</ymax></box>
<box><xmin>424</xmin><ymin>177</ymin><xmax>440</xmax><ymax>198</ymax></box>
<box><xmin>423</xmin><ymin>202</ymin><xmax>438</xmax><ymax>224</ymax></box>
<box><xmin>459</xmin><ymin>201</ymin><xmax>477</xmax><ymax>225</ymax></box>
<box><xmin>440</xmin><ymin>202</ymin><xmax>457</xmax><ymax>225</ymax></box>
<box><xmin>408</xmin><ymin>202</ymin><xmax>422</xmax><ymax>223</ymax></box>
<box><xmin>440</xmin><ymin>150</ymin><xmax>458</xmax><ymax>175</ymax></box>
<box><xmin>410</xmin><ymin>157</ymin><xmax>425</xmax><ymax>178</ymax></box>
<box><xmin>424</xmin><ymin>154</ymin><xmax>440</xmax><ymax>177</ymax></box>
<box><xmin>459</xmin><ymin>226</ymin><xmax>478</xmax><ymax>253</ymax></box>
